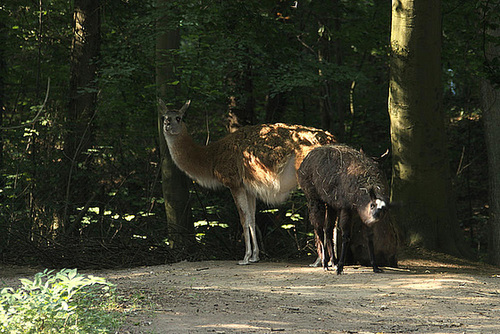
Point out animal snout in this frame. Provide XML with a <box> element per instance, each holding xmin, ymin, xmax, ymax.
<box><xmin>373</xmin><ymin>207</ymin><xmax>386</xmax><ymax>220</ymax></box>
<box><xmin>163</xmin><ymin>118</ymin><xmax>174</xmax><ymax>131</ymax></box>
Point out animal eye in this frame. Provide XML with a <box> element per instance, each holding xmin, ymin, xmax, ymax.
<box><xmin>370</xmin><ymin>203</ymin><xmax>376</xmax><ymax>209</ymax></box>
<box><xmin>176</xmin><ymin>117</ymin><xmax>181</xmax><ymax>122</ymax></box>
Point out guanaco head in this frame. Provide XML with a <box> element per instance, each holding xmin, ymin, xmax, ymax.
<box><xmin>159</xmin><ymin>99</ymin><xmax>191</xmax><ymax>136</ymax></box>
<box><xmin>358</xmin><ymin>187</ymin><xmax>389</xmax><ymax>226</ymax></box>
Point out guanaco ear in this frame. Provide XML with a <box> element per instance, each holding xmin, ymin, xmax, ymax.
<box><xmin>157</xmin><ymin>98</ymin><xmax>168</xmax><ymax>113</ymax></box>
<box><xmin>179</xmin><ymin>100</ymin><xmax>191</xmax><ymax>117</ymax></box>
<box><xmin>372</xmin><ymin>148</ymin><xmax>390</xmax><ymax>164</ymax></box>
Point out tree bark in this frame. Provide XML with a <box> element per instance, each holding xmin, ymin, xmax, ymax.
<box><xmin>265</xmin><ymin>92</ymin><xmax>286</xmax><ymax>123</ymax></box>
<box><xmin>67</xmin><ymin>0</ymin><xmax>100</xmax><ymax>159</ymax></box>
<box><xmin>388</xmin><ymin>0</ymin><xmax>468</xmax><ymax>256</ymax></box>
<box><xmin>63</xmin><ymin>0</ymin><xmax>101</xmax><ymax>227</ymax></box>
<box><xmin>480</xmin><ymin>8</ymin><xmax>500</xmax><ymax>265</ymax></box>
<box><xmin>227</xmin><ymin>61</ymin><xmax>255</xmax><ymax>130</ymax></box>
<box><xmin>0</xmin><ymin>19</ymin><xmax>5</xmax><ymax>204</ymax></box>
<box><xmin>156</xmin><ymin>0</ymin><xmax>193</xmax><ymax>249</ymax></box>
<box><xmin>330</xmin><ymin>0</ymin><xmax>347</xmax><ymax>140</ymax></box>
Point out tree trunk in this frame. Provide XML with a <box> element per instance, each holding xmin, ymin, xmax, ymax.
<box><xmin>482</xmin><ymin>81</ymin><xmax>500</xmax><ymax>265</ymax></box>
<box><xmin>388</xmin><ymin>0</ymin><xmax>468</xmax><ymax>256</ymax></box>
<box><xmin>228</xmin><ymin>61</ymin><xmax>255</xmax><ymax>129</ymax></box>
<box><xmin>481</xmin><ymin>10</ymin><xmax>500</xmax><ymax>265</ymax></box>
<box><xmin>0</xmin><ymin>19</ymin><xmax>5</xmax><ymax>204</ymax></box>
<box><xmin>265</xmin><ymin>92</ymin><xmax>286</xmax><ymax>123</ymax></box>
<box><xmin>156</xmin><ymin>0</ymin><xmax>193</xmax><ymax>249</ymax></box>
<box><xmin>317</xmin><ymin>0</ymin><xmax>347</xmax><ymax>139</ymax></box>
<box><xmin>67</xmin><ymin>0</ymin><xmax>100</xmax><ymax>158</ymax></box>
<box><xmin>63</xmin><ymin>0</ymin><xmax>101</xmax><ymax>228</ymax></box>
<box><xmin>331</xmin><ymin>0</ymin><xmax>347</xmax><ymax>140</ymax></box>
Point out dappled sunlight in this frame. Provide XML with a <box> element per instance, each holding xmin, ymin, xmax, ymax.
<box><xmin>391</xmin><ymin>277</ymin><xmax>478</xmax><ymax>290</ymax></box>
<box><xmin>179</xmin><ymin>263</ymin><xmax>495</xmax><ymax>302</ymax></box>
<box><xmin>293</xmin><ymin>130</ymin><xmax>321</xmax><ymax>144</ymax></box>
<box><xmin>97</xmin><ymin>265</ymin><xmax>177</xmax><ymax>281</ymax></box>
<box><xmin>258</xmin><ymin>124</ymin><xmax>273</xmax><ymax>136</ymax></box>
<box><xmin>198</xmin><ymin>321</ymin><xmax>287</xmax><ymax>331</ymax></box>
<box><xmin>399</xmin><ymin>258</ymin><xmax>480</xmax><ymax>272</ymax></box>
<box><xmin>242</xmin><ymin>150</ymin><xmax>278</xmax><ymax>186</ymax></box>
<box><xmin>89</xmin><ymin>260</ymin><xmax>500</xmax><ymax>333</ymax></box>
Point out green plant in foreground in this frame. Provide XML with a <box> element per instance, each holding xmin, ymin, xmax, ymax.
<box><xmin>0</xmin><ymin>268</ymin><xmax>121</xmax><ymax>334</ymax></box>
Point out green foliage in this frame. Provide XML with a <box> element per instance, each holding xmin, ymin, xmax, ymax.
<box><xmin>0</xmin><ymin>0</ymin><xmax>493</xmax><ymax>264</ymax></box>
<box><xmin>0</xmin><ymin>269</ymin><xmax>120</xmax><ymax>333</ymax></box>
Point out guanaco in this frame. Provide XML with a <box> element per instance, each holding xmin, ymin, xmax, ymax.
<box><xmin>160</xmin><ymin>99</ymin><xmax>336</xmax><ymax>264</ymax></box>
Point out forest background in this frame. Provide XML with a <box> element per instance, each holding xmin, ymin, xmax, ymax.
<box><xmin>0</xmin><ymin>0</ymin><xmax>498</xmax><ymax>268</ymax></box>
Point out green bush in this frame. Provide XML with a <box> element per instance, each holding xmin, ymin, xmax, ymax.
<box><xmin>0</xmin><ymin>269</ymin><xmax>121</xmax><ymax>334</ymax></box>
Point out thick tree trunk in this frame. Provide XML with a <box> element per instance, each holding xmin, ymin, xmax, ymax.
<box><xmin>227</xmin><ymin>61</ymin><xmax>255</xmax><ymax>130</ymax></box>
<box><xmin>0</xmin><ymin>19</ymin><xmax>5</xmax><ymax>250</ymax></box>
<box><xmin>265</xmin><ymin>93</ymin><xmax>286</xmax><ymax>123</ymax></box>
<box><xmin>481</xmin><ymin>15</ymin><xmax>500</xmax><ymax>265</ymax></box>
<box><xmin>315</xmin><ymin>0</ymin><xmax>348</xmax><ymax>139</ymax></box>
<box><xmin>331</xmin><ymin>0</ymin><xmax>347</xmax><ymax>141</ymax></box>
<box><xmin>66</xmin><ymin>0</ymin><xmax>100</xmax><ymax>159</ymax></box>
<box><xmin>482</xmin><ymin>80</ymin><xmax>500</xmax><ymax>266</ymax></box>
<box><xmin>0</xmin><ymin>20</ymin><xmax>5</xmax><ymax>170</ymax></box>
<box><xmin>388</xmin><ymin>0</ymin><xmax>468</xmax><ymax>256</ymax></box>
<box><xmin>63</xmin><ymin>0</ymin><xmax>101</xmax><ymax>227</ymax></box>
<box><xmin>0</xmin><ymin>19</ymin><xmax>5</xmax><ymax>204</ymax></box>
<box><xmin>156</xmin><ymin>0</ymin><xmax>193</xmax><ymax>249</ymax></box>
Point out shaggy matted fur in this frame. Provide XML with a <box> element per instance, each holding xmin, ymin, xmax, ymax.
<box><xmin>298</xmin><ymin>144</ymin><xmax>389</xmax><ymax>274</ymax></box>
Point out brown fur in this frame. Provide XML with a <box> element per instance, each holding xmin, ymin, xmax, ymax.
<box><xmin>348</xmin><ymin>214</ymin><xmax>399</xmax><ymax>267</ymax></box>
<box><xmin>160</xmin><ymin>100</ymin><xmax>336</xmax><ymax>264</ymax></box>
<box><xmin>298</xmin><ymin>144</ymin><xmax>390</xmax><ymax>274</ymax></box>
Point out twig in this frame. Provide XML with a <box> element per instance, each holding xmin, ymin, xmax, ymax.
<box><xmin>296</xmin><ymin>34</ymin><xmax>316</xmax><ymax>55</ymax></box>
<box><xmin>456</xmin><ymin>146</ymin><xmax>466</xmax><ymax>176</ymax></box>
<box><xmin>0</xmin><ymin>78</ymin><xmax>50</xmax><ymax>130</ymax></box>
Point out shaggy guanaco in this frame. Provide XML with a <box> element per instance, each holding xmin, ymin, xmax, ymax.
<box><xmin>160</xmin><ymin>99</ymin><xmax>336</xmax><ymax>264</ymax></box>
<box><xmin>298</xmin><ymin>144</ymin><xmax>390</xmax><ymax>274</ymax></box>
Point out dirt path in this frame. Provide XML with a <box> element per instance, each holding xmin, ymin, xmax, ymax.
<box><xmin>106</xmin><ymin>256</ymin><xmax>499</xmax><ymax>334</ymax></box>
<box><xmin>2</xmin><ymin>255</ymin><xmax>499</xmax><ymax>334</ymax></box>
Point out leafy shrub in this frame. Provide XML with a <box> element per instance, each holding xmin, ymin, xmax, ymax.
<box><xmin>0</xmin><ymin>269</ymin><xmax>120</xmax><ymax>334</ymax></box>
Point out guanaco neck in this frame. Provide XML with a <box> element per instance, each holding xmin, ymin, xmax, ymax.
<box><xmin>164</xmin><ymin>124</ymin><xmax>220</xmax><ymax>188</ymax></box>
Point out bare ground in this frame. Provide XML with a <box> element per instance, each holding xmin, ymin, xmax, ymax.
<box><xmin>2</xmin><ymin>252</ymin><xmax>500</xmax><ymax>334</ymax></box>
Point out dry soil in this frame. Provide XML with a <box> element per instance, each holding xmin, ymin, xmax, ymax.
<box><xmin>2</xmin><ymin>253</ymin><xmax>500</xmax><ymax>334</ymax></box>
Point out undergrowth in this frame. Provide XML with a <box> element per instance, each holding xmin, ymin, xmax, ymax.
<box><xmin>0</xmin><ymin>269</ymin><xmax>121</xmax><ymax>333</ymax></box>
